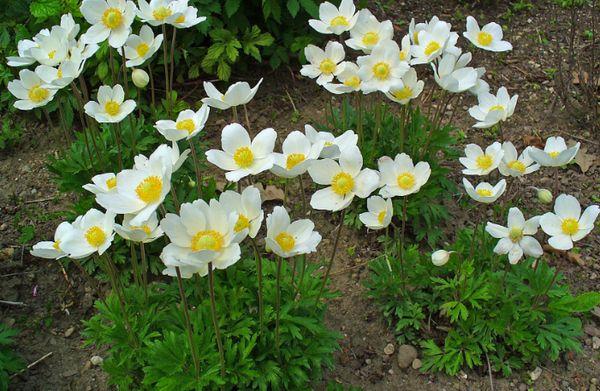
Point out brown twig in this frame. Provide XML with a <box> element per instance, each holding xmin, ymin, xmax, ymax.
<box><xmin>0</xmin><ymin>300</ymin><xmax>26</xmax><ymax>306</ymax></box>
<box><xmin>11</xmin><ymin>352</ymin><xmax>53</xmax><ymax>378</ymax></box>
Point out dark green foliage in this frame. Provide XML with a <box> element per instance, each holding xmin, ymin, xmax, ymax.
<box><xmin>0</xmin><ymin>322</ymin><xmax>24</xmax><ymax>391</ymax></box>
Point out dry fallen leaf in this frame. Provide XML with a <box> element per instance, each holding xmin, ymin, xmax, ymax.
<box><xmin>254</xmin><ymin>183</ymin><xmax>285</xmax><ymax>202</ymax></box>
<box><xmin>543</xmin><ymin>244</ymin><xmax>586</xmax><ymax>266</ymax></box>
<box><xmin>573</xmin><ymin>146</ymin><xmax>596</xmax><ymax>174</ymax></box>
<box><xmin>522</xmin><ymin>135</ymin><xmax>544</xmax><ymax>149</ymax></box>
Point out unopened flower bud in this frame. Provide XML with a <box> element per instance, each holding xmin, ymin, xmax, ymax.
<box><xmin>188</xmin><ymin>179</ymin><xmax>196</xmax><ymax>188</ymax></box>
<box><xmin>536</xmin><ymin>188</ymin><xmax>553</xmax><ymax>204</ymax></box>
<box><xmin>132</xmin><ymin>69</ymin><xmax>149</xmax><ymax>89</ymax></box>
<box><xmin>431</xmin><ymin>250</ymin><xmax>453</xmax><ymax>266</ymax></box>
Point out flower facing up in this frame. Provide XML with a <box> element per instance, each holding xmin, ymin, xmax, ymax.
<box><xmin>432</xmin><ymin>52</ymin><xmax>481</xmax><ymax>93</ymax></box>
<box><xmin>60</xmin><ymin>209</ymin><xmax>116</xmax><ymax>258</ymax></box>
<box><xmin>486</xmin><ymin>207</ymin><xmax>543</xmax><ymax>264</ymax></box>
<box><xmin>136</xmin><ymin>0</ymin><xmax>183</xmax><ymax>25</ymax></box>
<box><xmin>324</xmin><ymin>62</ymin><xmax>362</xmax><ymax>94</ymax></box>
<box><xmin>410</xmin><ymin>19</ymin><xmax>452</xmax><ymax>65</ymax></box>
<box><xmin>300</xmin><ymin>42</ymin><xmax>345</xmax><ymax>86</ymax></box>
<box><xmin>308</xmin><ymin>0</ymin><xmax>358</xmax><ymax>35</ymax></box>
<box><xmin>378</xmin><ymin>153</ymin><xmax>431</xmax><ymax>197</ymax></box>
<box><xmin>83</xmin><ymin>173</ymin><xmax>118</xmax><ymax>195</ymax></box>
<box><xmin>431</xmin><ymin>250</ymin><xmax>454</xmax><ymax>266</ymax></box>
<box><xmin>30</xmin><ymin>222</ymin><xmax>75</xmax><ymax>259</ymax></box>
<box><xmin>84</xmin><ymin>84</ymin><xmax>136</xmax><ymax>123</ymax></box>
<box><xmin>304</xmin><ymin>125</ymin><xmax>358</xmax><ymax>159</ymax></box>
<box><xmin>308</xmin><ymin>145</ymin><xmax>380</xmax><ymax>211</ymax></box>
<box><xmin>527</xmin><ymin>136</ymin><xmax>580</xmax><ymax>167</ymax></box>
<box><xmin>114</xmin><ymin>212</ymin><xmax>163</xmax><ymax>243</ymax></box>
<box><xmin>80</xmin><ymin>0</ymin><xmax>136</xmax><ymax>48</ymax></box>
<box><xmin>202</xmin><ymin>79</ymin><xmax>263</xmax><ymax>110</ymax></box>
<box><xmin>463</xmin><ymin>16</ymin><xmax>512</xmax><ymax>52</ymax></box>
<box><xmin>357</xmin><ymin>40</ymin><xmax>409</xmax><ymax>93</ymax></box>
<box><xmin>498</xmin><ymin>142</ymin><xmax>540</xmax><ymax>177</ymax></box>
<box><xmin>124</xmin><ymin>25</ymin><xmax>163</xmax><ymax>67</ymax></box>
<box><xmin>205</xmin><ymin>123</ymin><xmax>276</xmax><ymax>182</ymax></box>
<box><xmin>384</xmin><ymin>68</ymin><xmax>425</xmax><ymax>105</ymax></box>
<box><xmin>265</xmin><ymin>206</ymin><xmax>321</xmax><ymax>258</ymax></box>
<box><xmin>134</xmin><ymin>142</ymin><xmax>190</xmax><ymax>173</ymax></box>
<box><xmin>219</xmin><ymin>186</ymin><xmax>264</xmax><ymax>241</ymax></box>
<box><xmin>459</xmin><ymin>142</ymin><xmax>503</xmax><ymax>176</ymax></box>
<box><xmin>155</xmin><ymin>104</ymin><xmax>210</xmax><ymax>141</ymax></box>
<box><xmin>169</xmin><ymin>2</ymin><xmax>207</xmax><ymax>28</ymax></box>
<box><xmin>463</xmin><ymin>178</ymin><xmax>506</xmax><ymax>204</ymax></box>
<box><xmin>271</xmin><ymin>131</ymin><xmax>324</xmax><ymax>179</ymax></box>
<box><xmin>345</xmin><ymin>9</ymin><xmax>393</xmax><ymax>53</ymax></box>
<box><xmin>29</xmin><ymin>27</ymin><xmax>69</xmax><ymax>67</ymax></box>
<box><xmin>359</xmin><ymin>196</ymin><xmax>393</xmax><ymax>230</ymax></box>
<box><xmin>540</xmin><ymin>194</ymin><xmax>599</xmax><ymax>250</ymax></box>
<box><xmin>7</xmin><ymin>69</ymin><xmax>57</xmax><ymax>110</ymax></box>
<box><xmin>468</xmin><ymin>86</ymin><xmax>518</xmax><ymax>128</ymax></box>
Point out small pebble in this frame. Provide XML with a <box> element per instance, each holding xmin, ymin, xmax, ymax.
<box><xmin>530</xmin><ymin>366</ymin><xmax>542</xmax><ymax>382</ymax></box>
<box><xmin>384</xmin><ymin>343</ymin><xmax>395</xmax><ymax>355</ymax></box>
<box><xmin>90</xmin><ymin>356</ymin><xmax>103</xmax><ymax>366</ymax></box>
<box><xmin>412</xmin><ymin>358</ymin><xmax>422</xmax><ymax>370</ymax></box>
<box><xmin>593</xmin><ymin>336</ymin><xmax>600</xmax><ymax>350</ymax></box>
<box><xmin>64</xmin><ymin>327</ymin><xmax>75</xmax><ymax>338</ymax></box>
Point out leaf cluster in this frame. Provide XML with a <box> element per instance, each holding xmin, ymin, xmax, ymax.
<box><xmin>0</xmin><ymin>322</ymin><xmax>24</xmax><ymax>391</ymax></box>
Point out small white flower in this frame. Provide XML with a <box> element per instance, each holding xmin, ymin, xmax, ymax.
<box><xmin>540</xmin><ymin>194</ymin><xmax>599</xmax><ymax>250</ymax></box>
<box><xmin>123</xmin><ymin>25</ymin><xmax>163</xmax><ymax>67</ymax></box>
<box><xmin>160</xmin><ymin>244</ymin><xmax>208</xmax><ymax>278</ymax></box>
<box><xmin>7</xmin><ymin>69</ymin><xmax>58</xmax><ymax>110</ymax></box>
<box><xmin>84</xmin><ymin>84</ymin><xmax>136</xmax><ymax>123</ymax></box>
<box><xmin>114</xmin><ymin>212</ymin><xmax>163</xmax><ymax>243</ymax></box>
<box><xmin>301</xmin><ymin>42</ymin><xmax>345</xmax><ymax>86</ymax></box>
<box><xmin>169</xmin><ymin>2</ymin><xmax>207</xmax><ymax>28</ymax></box>
<box><xmin>345</xmin><ymin>9</ymin><xmax>393</xmax><ymax>53</ymax></box>
<box><xmin>30</xmin><ymin>222</ymin><xmax>75</xmax><ymax>259</ymax></box>
<box><xmin>218</xmin><ymin>186</ymin><xmax>264</xmax><ymax>241</ymax></box>
<box><xmin>35</xmin><ymin>59</ymin><xmax>83</xmax><ymax>88</ymax></box>
<box><xmin>464</xmin><ymin>16</ymin><xmax>512</xmax><ymax>52</ymax></box>
<box><xmin>83</xmin><ymin>173</ymin><xmax>117</xmax><ymax>195</ymax></box>
<box><xmin>378</xmin><ymin>153</ymin><xmax>431</xmax><ymax>197</ymax></box>
<box><xmin>463</xmin><ymin>178</ymin><xmax>506</xmax><ymax>204</ymax></box>
<box><xmin>357</xmin><ymin>40</ymin><xmax>409</xmax><ymax>93</ymax></box>
<box><xmin>498</xmin><ymin>142</ymin><xmax>540</xmax><ymax>177</ymax></box>
<box><xmin>527</xmin><ymin>136</ymin><xmax>580</xmax><ymax>167</ymax></box>
<box><xmin>410</xmin><ymin>19</ymin><xmax>452</xmax><ymax>64</ymax></box>
<box><xmin>468</xmin><ymin>87</ymin><xmax>518</xmax><ymax>128</ymax></box>
<box><xmin>202</xmin><ymin>79</ymin><xmax>263</xmax><ymax>110</ymax></box>
<box><xmin>431</xmin><ymin>250</ymin><xmax>454</xmax><ymax>266</ymax></box>
<box><xmin>271</xmin><ymin>131</ymin><xmax>324</xmax><ymax>179</ymax></box>
<box><xmin>60</xmin><ymin>209</ymin><xmax>116</xmax><ymax>258</ymax></box>
<box><xmin>80</xmin><ymin>0</ymin><xmax>136</xmax><ymax>48</ymax></box>
<box><xmin>432</xmin><ymin>52</ymin><xmax>481</xmax><ymax>93</ymax></box>
<box><xmin>459</xmin><ymin>142</ymin><xmax>504</xmax><ymax>176</ymax></box>
<box><xmin>359</xmin><ymin>196</ymin><xmax>393</xmax><ymax>230</ymax></box>
<box><xmin>7</xmin><ymin>36</ymin><xmax>40</xmax><ymax>67</ymax></box>
<box><xmin>398</xmin><ymin>34</ymin><xmax>412</xmax><ymax>62</ymax></box>
<box><xmin>486</xmin><ymin>207</ymin><xmax>543</xmax><ymax>264</ymax></box>
<box><xmin>384</xmin><ymin>68</ymin><xmax>424</xmax><ymax>105</ymax></box>
<box><xmin>323</xmin><ymin>62</ymin><xmax>362</xmax><ymax>94</ymax></box>
<box><xmin>304</xmin><ymin>125</ymin><xmax>358</xmax><ymax>159</ymax></box>
<box><xmin>308</xmin><ymin>0</ymin><xmax>358</xmax><ymax>35</ymax></box>
<box><xmin>29</xmin><ymin>26</ymin><xmax>69</xmax><ymax>67</ymax></box>
<box><xmin>134</xmin><ymin>142</ymin><xmax>190</xmax><ymax>173</ymax></box>
<box><xmin>136</xmin><ymin>0</ymin><xmax>184</xmax><ymax>25</ymax></box>
<box><xmin>265</xmin><ymin>206</ymin><xmax>321</xmax><ymax>258</ymax></box>
<box><xmin>155</xmin><ymin>104</ymin><xmax>210</xmax><ymax>141</ymax></box>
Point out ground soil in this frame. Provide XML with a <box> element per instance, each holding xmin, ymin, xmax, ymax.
<box><xmin>1</xmin><ymin>0</ymin><xmax>598</xmax><ymax>390</ymax></box>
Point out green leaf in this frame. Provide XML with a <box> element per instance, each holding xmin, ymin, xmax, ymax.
<box><xmin>298</xmin><ymin>0</ymin><xmax>319</xmax><ymax>17</ymax></box>
<box><xmin>287</xmin><ymin>0</ymin><xmax>300</xmax><ymax>17</ymax></box>
<box><xmin>30</xmin><ymin>0</ymin><xmax>63</xmax><ymax>20</ymax></box>
<box><xmin>224</xmin><ymin>0</ymin><xmax>242</xmax><ymax>17</ymax></box>
<box><xmin>216</xmin><ymin>60</ymin><xmax>231</xmax><ymax>81</ymax></box>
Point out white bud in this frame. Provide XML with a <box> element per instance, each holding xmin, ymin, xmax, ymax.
<box><xmin>536</xmin><ymin>188</ymin><xmax>553</xmax><ymax>204</ymax></box>
<box><xmin>431</xmin><ymin>250</ymin><xmax>453</xmax><ymax>266</ymax></box>
<box><xmin>132</xmin><ymin>68</ymin><xmax>149</xmax><ymax>89</ymax></box>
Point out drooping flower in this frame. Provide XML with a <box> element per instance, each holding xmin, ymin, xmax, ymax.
<box><xmin>398</xmin><ymin>34</ymin><xmax>412</xmax><ymax>62</ymax></box>
<box><xmin>123</xmin><ymin>25</ymin><xmax>163</xmax><ymax>67</ymax></box>
<box><xmin>486</xmin><ymin>207</ymin><xmax>543</xmax><ymax>264</ymax></box>
<box><xmin>308</xmin><ymin>0</ymin><xmax>358</xmax><ymax>35</ymax></box>
<box><xmin>83</xmin><ymin>173</ymin><xmax>118</xmax><ymax>195</ymax></box>
<box><xmin>202</xmin><ymin>79</ymin><xmax>263</xmax><ymax>110</ymax></box>
<box><xmin>136</xmin><ymin>0</ymin><xmax>183</xmax><ymax>25</ymax></box>
<box><xmin>410</xmin><ymin>19</ymin><xmax>452</xmax><ymax>64</ymax></box>
<box><xmin>80</xmin><ymin>0</ymin><xmax>136</xmax><ymax>48</ymax></box>
<box><xmin>357</xmin><ymin>40</ymin><xmax>409</xmax><ymax>93</ymax></box>
<box><xmin>60</xmin><ymin>209</ymin><xmax>116</xmax><ymax>258</ymax></box>
<box><xmin>304</xmin><ymin>125</ymin><xmax>358</xmax><ymax>159</ymax></box>
<box><xmin>300</xmin><ymin>42</ymin><xmax>345</xmax><ymax>86</ymax></box>
<box><xmin>431</xmin><ymin>250</ymin><xmax>454</xmax><ymax>266</ymax></box>
<box><xmin>271</xmin><ymin>131</ymin><xmax>324</xmax><ymax>179</ymax></box>
<box><xmin>155</xmin><ymin>104</ymin><xmax>210</xmax><ymax>141</ymax></box>
<box><xmin>432</xmin><ymin>52</ymin><xmax>481</xmax><ymax>93</ymax></box>
<box><xmin>463</xmin><ymin>178</ymin><xmax>506</xmax><ymax>203</ymax></box>
<box><xmin>359</xmin><ymin>196</ymin><xmax>393</xmax><ymax>230</ymax></box>
<box><xmin>539</xmin><ymin>194</ymin><xmax>599</xmax><ymax>250</ymax></box>
<box><xmin>218</xmin><ymin>186</ymin><xmax>264</xmax><ymax>240</ymax></box>
<box><xmin>345</xmin><ymin>9</ymin><xmax>393</xmax><ymax>53</ymax></box>
<box><xmin>265</xmin><ymin>206</ymin><xmax>322</xmax><ymax>258</ymax></box>
<box><xmin>323</xmin><ymin>62</ymin><xmax>362</xmax><ymax>94</ymax></box>
<box><xmin>463</xmin><ymin>16</ymin><xmax>512</xmax><ymax>52</ymax></box>
<box><xmin>527</xmin><ymin>136</ymin><xmax>580</xmax><ymax>167</ymax></box>
<box><xmin>468</xmin><ymin>86</ymin><xmax>518</xmax><ymax>129</ymax></box>
<box><xmin>378</xmin><ymin>153</ymin><xmax>431</xmax><ymax>197</ymax></box>
<box><xmin>384</xmin><ymin>68</ymin><xmax>425</xmax><ymax>105</ymax></box>
<box><xmin>30</xmin><ymin>222</ymin><xmax>75</xmax><ymax>259</ymax></box>
<box><xmin>7</xmin><ymin>69</ymin><xmax>58</xmax><ymax>110</ymax></box>
<box><xmin>114</xmin><ymin>212</ymin><xmax>163</xmax><ymax>242</ymax></box>
<box><xmin>134</xmin><ymin>142</ymin><xmax>190</xmax><ymax>173</ymax></box>
<box><xmin>84</xmin><ymin>84</ymin><xmax>136</xmax><ymax>123</ymax></box>
<box><xmin>169</xmin><ymin>2</ymin><xmax>206</xmax><ymax>28</ymax></box>
<box><xmin>498</xmin><ymin>142</ymin><xmax>540</xmax><ymax>177</ymax></box>
<box><xmin>459</xmin><ymin>142</ymin><xmax>504</xmax><ymax>176</ymax></box>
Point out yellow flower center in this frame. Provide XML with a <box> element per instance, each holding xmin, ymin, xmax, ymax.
<box><xmin>330</xmin><ymin>15</ymin><xmax>349</xmax><ymax>27</ymax></box>
<box><xmin>392</xmin><ymin>86</ymin><xmax>413</xmax><ymax>101</ymax></box>
<box><xmin>399</xmin><ymin>50</ymin><xmax>408</xmax><ymax>61</ymax></box>
<box><xmin>57</xmin><ymin>67</ymin><xmax>63</xmax><ymax>78</ymax></box>
<box><xmin>233</xmin><ymin>146</ymin><xmax>254</xmax><ymax>168</ymax></box>
<box><xmin>477</xmin><ymin>31</ymin><xmax>493</xmax><ymax>46</ymax></box>
<box><xmin>324</xmin><ymin>141</ymin><xmax>334</xmax><ymax>147</ymax></box>
<box><xmin>489</xmin><ymin>105</ymin><xmax>505</xmax><ymax>112</ymax></box>
<box><xmin>53</xmin><ymin>240</ymin><xmax>61</xmax><ymax>250</ymax></box>
<box><xmin>234</xmin><ymin>214</ymin><xmax>250</xmax><ymax>233</ymax></box>
<box><xmin>508</xmin><ymin>227</ymin><xmax>523</xmax><ymax>243</ymax></box>
<box><xmin>104</xmin><ymin>100</ymin><xmax>121</xmax><ymax>116</ymax></box>
<box><xmin>372</xmin><ymin>62</ymin><xmax>390</xmax><ymax>80</ymax></box>
<box><xmin>102</xmin><ymin>8</ymin><xmax>124</xmax><ymax>29</ymax></box>
<box><xmin>48</xmin><ymin>50</ymin><xmax>57</xmax><ymax>59</ymax></box>
<box><xmin>106</xmin><ymin>177</ymin><xmax>117</xmax><ymax>190</ymax></box>
<box><xmin>191</xmin><ymin>230</ymin><xmax>224</xmax><ymax>252</ymax></box>
<box><xmin>135</xmin><ymin>176</ymin><xmax>163</xmax><ymax>203</ymax></box>
<box><xmin>176</xmin><ymin>119</ymin><xmax>196</xmax><ymax>134</ymax></box>
<box><xmin>413</xmin><ymin>31</ymin><xmax>420</xmax><ymax>44</ymax></box>
<box><xmin>319</xmin><ymin>58</ymin><xmax>336</xmax><ymax>75</ymax></box>
<box><xmin>548</xmin><ymin>151</ymin><xmax>560</xmax><ymax>158</ymax></box>
<box><xmin>362</xmin><ymin>31</ymin><xmax>380</xmax><ymax>46</ymax></box>
<box><xmin>286</xmin><ymin>153</ymin><xmax>306</xmax><ymax>170</ymax></box>
<box><xmin>131</xmin><ymin>225</ymin><xmax>152</xmax><ymax>235</ymax></box>
<box><xmin>377</xmin><ymin>211</ymin><xmax>386</xmax><ymax>224</ymax></box>
<box><xmin>275</xmin><ymin>231</ymin><xmax>295</xmax><ymax>253</ymax></box>
<box><xmin>175</xmin><ymin>15</ymin><xmax>185</xmax><ymax>24</ymax></box>
<box><xmin>507</xmin><ymin>160</ymin><xmax>526</xmax><ymax>173</ymax></box>
<box><xmin>396</xmin><ymin>172</ymin><xmax>416</xmax><ymax>190</ymax></box>
<box><xmin>561</xmin><ymin>218</ymin><xmax>579</xmax><ymax>235</ymax></box>
<box><xmin>85</xmin><ymin>226</ymin><xmax>106</xmax><ymax>248</ymax></box>
<box><xmin>343</xmin><ymin>76</ymin><xmax>361</xmax><ymax>88</ymax></box>
<box><xmin>28</xmin><ymin>85</ymin><xmax>50</xmax><ymax>103</ymax></box>
<box><xmin>476</xmin><ymin>154</ymin><xmax>494</xmax><ymax>170</ymax></box>
<box><xmin>153</xmin><ymin>6</ymin><xmax>172</xmax><ymax>21</ymax></box>
<box><xmin>136</xmin><ymin>43</ymin><xmax>150</xmax><ymax>57</ymax></box>
<box><xmin>331</xmin><ymin>172</ymin><xmax>354</xmax><ymax>196</ymax></box>
<box><xmin>424</xmin><ymin>41</ymin><xmax>441</xmax><ymax>56</ymax></box>
<box><xmin>476</xmin><ymin>188</ymin><xmax>493</xmax><ymax>197</ymax></box>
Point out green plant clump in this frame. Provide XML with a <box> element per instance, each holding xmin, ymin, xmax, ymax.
<box><xmin>0</xmin><ymin>322</ymin><xmax>24</xmax><ymax>391</ymax></box>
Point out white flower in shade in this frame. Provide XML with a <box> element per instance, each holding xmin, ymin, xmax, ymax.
<box><xmin>114</xmin><ymin>212</ymin><xmax>163</xmax><ymax>243</ymax></box>
<box><xmin>399</xmin><ymin>34</ymin><xmax>412</xmax><ymax>62</ymax></box>
<box><xmin>202</xmin><ymin>79</ymin><xmax>263</xmax><ymax>110</ymax></box>
<box><xmin>357</xmin><ymin>40</ymin><xmax>409</xmax><ymax>93</ymax></box>
<box><xmin>433</xmin><ymin>52</ymin><xmax>481</xmax><ymax>93</ymax></box>
<box><xmin>431</xmin><ymin>250</ymin><xmax>454</xmax><ymax>266</ymax></box>
<box><xmin>271</xmin><ymin>131</ymin><xmax>324</xmax><ymax>179</ymax></box>
<box><xmin>123</xmin><ymin>25</ymin><xmax>163</xmax><ymax>67</ymax></box>
<box><xmin>7</xmin><ymin>36</ymin><xmax>41</xmax><ymax>67</ymax></box>
<box><xmin>468</xmin><ymin>87</ymin><xmax>518</xmax><ymax>128</ymax></box>
<box><xmin>540</xmin><ymin>194</ymin><xmax>599</xmax><ymax>250</ymax></box>
<box><xmin>84</xmin><ymin>84</ymin><xmax>136</xmax><ymax>123</ymax></box>
<box><xmin>60</xmin><ymin>209</ymin><xmax>116</xmax><ymax>258</ymax></box>
<box><xmin>498</xmin><ymin>142</ymin><xmax>540</xmax><ymax>177</ymax></box>
<box><xmin>29</xmin><ymin>27</ymin><xmax>69</xmax><ymax>67</ymax></box>
<box><xmin>384</xmin><ymin>68</ymin><xmax>424</xmax><ymax>105</ymax></box>
<box><xmin>219</xmin><ymin>186</ymin><xmax>264</xmax><ymax>240</ymax></box>
<box><xmin>265</xmin><ymin>206</ymin><xmax>321</xmax><ymax>258</ymax></box>
<box><xmin>169</xmin><ymin>2</ymin><xmax>206</xmax><ymax>28</ymax></box>
<box><xmin>59</xmin><ymin>13</ymin><xmax>80</xmax><ymax>42</ymax></box>
<box><xmin>527</xmin><ymin>136</ymin><xmax>580</xmax><ymax>167</ymax></box>
<box><xmin>97</xmin><ymin>157</ymin><xmax>172</xmax><ymax>225</ymax></box>
<box><xmin>410</xmin><ymin>20</ymin><xmax>452</xmax><ymax>64</ymax></box>
<box><xmin>160</xmin><ymin>199</ymin><xmax>241</xmax><ymax>270</ymax></box>
<box><xmin>464</xmin><ymin>16</ymin><xmax>512</xmax><ymax>52</ymax></box>
<box><xmin>463</xmin><ymin>178</ymin><xmax>506</xmax><ymax>204</ymax></box>
<box><xmin>324</xmin><ymin>62</ymin><xmax>362</xmax><ymax>94</ymax></box>
<box><xmin>7</xmin><ymin>69</ymin><xmax>57</xmax><ymax>110</ymax></box>
<box><xmin>155</xmin><ymin>104</ymin><xmax>210</xmax><ymax>141</ymax></box>
<box><xmin>308</xmin><ymin>0</ymin><xmax>358</xmax><ymax>35</ymax></box>
<box><xmin>304</xmin><ymin>125</ymin><xmax>358</xmax><ymax>159</ymax></box>
<box><xmin>378</xmin><ymin>153</ymin><xmax>431</xmax><ymax>197</ymax></box>
<box><xmin>80</xmin><ymin>0</ymin><xmax>136</xmax><ymax>48</ymax></box>
<box><xmin>134</xmin><ymin>142</ymin><xmax>190</xmax><ymax>173</ymax></box>
<box><xmin>469</xmin><ymin>68</ymin><xmax>489</xmax><ymax>96</ymax></box>
<box><xmin>35</xmin><ymin>59</ymin><xmax>83</xmax><ymax>88</ymax></box>
<box><xmin>136</xmin><ymin>0</ymin><xmax>183</xmax><ymax>25</ymax></box>
<box><xmin>300</xmin><ymin>42</ymin><xmax>345</xmax><ymax>86</ymax></box>
<box><xmin>160</xmin><ymin>244</ymin><xmax>208</xmax><ymax>278</ymax></box>
<box><xmin>345</xmin><ymin>9</ymin><xmax>393</xmax><ymax>53</ymax></box>
<box><xmin>83</xmin><ymin>173</ymin><xmax>117</xmax><ymax>195</ymax></box>
<box><xmin>308</xmin><ymin>145</ymin><xmax>379</xmax><ymax>211</ymax></box>
<box><xmin>30</xmin><ymin>222</ymin><xmax>75</xmax><ymax>259</ymax></box>
<box><xmin>486</xmin><ymin>207</ymin><xmax>543</xmax><ymax>264</ymax></box>
<box><xmin>359</xmin><ymin>196</ymin><xmax>393</xmax><ymax>230</ymax></box>
<box><xmin>459</xmin><ymin>142</ymin><xmax>503</xmax><ymax>176</ymax></box>
<box><xmin>443</xmin><ymin>32</ymin><xmax>462</xmax><ymax>57</ymax></box>
<box><xmin>205</xmin><ymin>123</ymin><xmax>276</xmax><ymax>182</ymax></box>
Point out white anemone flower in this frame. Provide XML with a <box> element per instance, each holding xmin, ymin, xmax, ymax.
<box><xmin>540</xmin><ymin>194</ymin><xmax>599</xmax><ymax>250</ymax></box>
<box><xmin>498</xmin><ymin>142</ymin><xmax>540</xmax><ymax>177</ymax></box>
<box><xmin>59</xmin><ymin>13</ymin><xmax>80</xmax><ymax>42</ymax></box>
<box><xmin>409</xmin><ymin>16</ymin><xmax>450</xmax><ymax>44</ymax></box>
<box><xmin>410</xmin><ymin>20</ymin><xmax>452</xmax><ymax>65</ymax></box>
<box><xmin>35</xmin><ymin>59</ymin><xmax>83</xmax><ymax>88</ymax></box>
<box><xmin>84</xmin><ymin>84</ymin><xmax>136</xmax><ymax>123</ymax></box>
<box><xmin>433</xmin><ymin>52</ymin><xmax>480</xmax><ymax>93</ymax></box>
<box><xmin>124</xmin><ymin>25</ymin><xmax>163</xmax><ymax>67</ymax></box>
<box><xmin>323</xmin><ymin>62</ymin><xmax>362</xmax><ymax>94</ymax></box>
<box><xmin>169</xmin><ymin>3</ymin><xmax>207</xmax><ymax>28</ymax></box>
<box><xmin>345</xmin><ymin>9</ymin><xmax>393</xmax><ymax>53</ymax></box>
<box><xmin>308</xmin><ymin>0</ymin><xmax>358</xmax><ymax>35</ymax></box>
<box><xmin>357</xmin><ymin>40</ymin><xmax>409</xmax><ymax>93</ymax></box>
<box><xmin>7</xmin><ymin>36</ymin><xmax>41</xmax><ymax>67</ymax></box>
<box><xmin>155</xmin><ymin>104</ymin><xmax>210</xmax><ymax>141</ymax></box>
<box><xmin>464</xmin><ymin>16</ymin><xmax>512</xmax><ymax>52</ymax></box>
<box><xmin>134</xmin><ymin>142</ymin><xmax>190</xmax><ymax>173</ymax></box>
<box><xmin>219</xmin><ymin>186</ymin><xmax>264</xmax><ymax>240</ymax></box>
<box><xmin>528</xmin><ymin>136</ymin><xmax>580</xmax><ymax>167</ymax></box>
<box><xmin>378</xmin><ymin>153</ymin><xmax>431</xmax><ymax>197</ymax></box>
<box><xmin>459</xmin><ymin>142</ymin><xmax>504</xmax><ymax>176</ymax></box>
<box><xmin>136</xmin><ymin>0</ymin><xmax>184</xmax><ymax>25</ymax></box>
<box><xmin>60</xmin><ymin>209</ymin><xmax>116</xmax><ymax>258</ymax></box>
<box><xmin>202</xmin><ymin>78</ymin><xmax>263</xmax><ymax>110</ymax></box>
<box><xmin>443</xmin><ymin>32</ymin><xmax>462</xmax><ymax>57</ymax></box>
<box><xmin>468</xmin><ymin>87</ymin><xmax>518</xmax><ymax>128</ymax></box>
<box><xmin>160</xmin><ymin>244</ymin><xmax>208</xmax><ymax>278</ymax></box>
<box><xmin>271</xmin><ymin>131</ymin><xmax>324</xmax><ymax>179</ymax></box>
<box><xmin>300</xmin><ymin>42</ymin><xmax>345</xmax><ymax>86</ymax></box>
<box><xmin>80</xmin><ymin>0</ymin><xmax>136</xmax><ymax>48</ymax></box>
<box><xmin>304</xmin><ymin>125</ymin><xmax>358</xmax><ymax>159</ymax></box>
<box><xmin>486</xmin><ymin>207</ymin><xmax>543</xmax><ymax>264</ymax></box>
<box><xmin>29</xmin><ymin>27</ymin><xmax>69</xmax><ymax>67</ymax></box>
<box><xmin>205</xmin><ymin>123</ymin><xmax>276</xmax><ymax>182</ymax></box>
<box><xmin>469</xmin><ymin>68</ymin><xmax>490</xmax><ymax>96</ymax></box>
<box><xmin>114</xmin><ymin>212</ymin><xmax>163</xmax><ymax>243</ymax></box>
<box><xmin>308</xmin><ymin>145</ymin><xmax>379</xmax><ymax>211</ymax></box>
<box><xmin>463</xmin><ymin>178</ymin><xmax>506</xmax><ymax>204</ymax></box>
<box><xmin>30</xmin><ymin>222</ymin><xmax>75</xmax><ymax>259</ymax></box>
<box><xmin>359</xmin><ymin>196</ymin><xmax>393</xmax><ymax>230</ymax></box>
<box><xmin>399</xmin><ymin>34</ymin><xmax>412</xmax><ymax>62</ymax></box>
<box><xmin>7</xmin><ymin>69</ymin><xmax>58</xmax><ymax>110</ymax></box>
<box><xmin>83</xmin><ymin>173</ymin><xmax>117</xmax><ymax>195</ymax></box>
<box><xmin>265</xmin><ymin>206</ymin><xmax>321</xmax><ymax>258</ymax></box>
<box><xmin>384</xmin><ymin>68</ymin><xmax>424</xmax><ymax>105</ymax></box>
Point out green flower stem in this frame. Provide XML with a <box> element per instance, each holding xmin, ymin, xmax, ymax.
<box><xmin>356</xmin><ymin>93</ymin><xmax>364</xmax><ymax>147</ymax></box>
<box><xmin>129</xmin><ymin>242</ymin><xmax>141</xmax><ymax>287</ymax></box>
<box><xmin>275</xmin><ymin>256</ymin><xmax>283</xmax><ymax>357</ymax></box>
<box><xmin>243</xmin><ymin>104</ymin><xmax>251</xmax><ymax>132</ymax></box>
<box><xmin>342</xmin><ymin>95</ymin><xmax>347</xmax><ymax>130</ymax></box>
<box><xmin>250</xmin><ymin>237</ymin><xmax>264</xmax><ymax>332</ymax></box>
<box><xmin>140</xmin><ymin>242</ymin><xmax>148</xmax><ymax>300</ymax></box>
<box><xmin>188</xmin><ymin>139</ymin><xmax>203</xmax><ymax>199</ymax></box>
<box><xmin>169</xmin><ymin>26</ymin><xmax>177</xmax><ymax>100</ymax></box>
<box><xmin>120</xmin><ymin>46</ymin><xmax>136</xmax><ymax>156</ymax></box>
<box><xmin>298</xmin><ymin>174</ymin><xmax>307</xmax><ymax>215</ymax></box>
<box><xmin>293</xmin><ymin>254</ymin><xmax>306</xmax><ymax>300</ymax></box>
<box><xmin>175</xmin><ymin>266</ymin><xmax>201</xmax><ymax>380</ymax></box>
<box><xmin>317</xmin><ymin>208</ymin><xmax>346</xmax><ymax>302</ymax></box>
<box><xmin>147</xmin><ymin>63</ymin><xmax>156</xmax><ymax>115</ymax></box>
<box><xmin>232</xmin><ymin>105</ymin><xmax>239</xmax><ymax>123</ymax></box>
<box><xmin>70</xmin><ymin>83</ymin><xmax>100</xmax><ymax>166</ymax></box>
<box><xmin>113</xmin><ymin>122</ymin><xmax>124</xmax><ymax>170</ymax></box>
<box><xmin>161</xmin><ymin>24</ymin><xmax>171</xmax><ymax>116</ymax></box>
<box><xmin>208</xmin><ymin>263</ymin><xmax>226</xmax><ymax>378</ymax></box>
<box><xmin>399</xmin><ymin>196</ymin><xmax>408</xmax><ymax>283</ymax></box>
